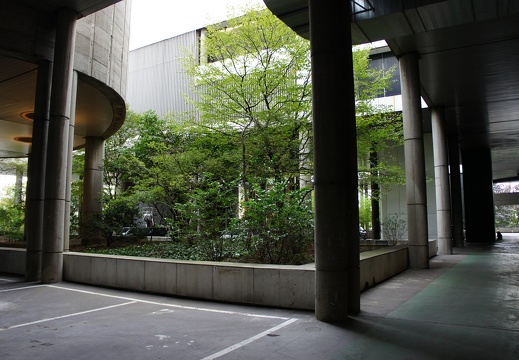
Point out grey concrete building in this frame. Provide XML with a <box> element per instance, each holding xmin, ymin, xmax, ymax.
<box><xmin>0</xmin><ymin>0</ymin><xmax>130</xmax><ymax>282</ymax></box>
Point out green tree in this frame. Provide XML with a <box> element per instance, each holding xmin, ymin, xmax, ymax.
<box><xmin>103</xmin><ymin>109</ymin><xmax>142</xmax><ymax>199</ymax></box>
<box><xmin>184</xmin><ymin>6</ymin><xmax>312</xmax><ymax>199</ymax></box>
<box><xmin>353</xmin><ymin>46</ymin><xmax>404</xmax><ymax>238</ymax></box>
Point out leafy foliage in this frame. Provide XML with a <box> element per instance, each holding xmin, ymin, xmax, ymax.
<box><xmin>87</xmin><ymin>6</ymin><xmax>405</xmax><ymax>264</ymax></box>
<box><xmin>0</xmin><ymin>186</ymin><xmax>25</xmax><ymax>241</ymax></box>
<box><xmin>230</xmin><ymin>182</ymin><xmax>314</xmax><ymax>264</ymax></box>
<box><xmin>382</xmin><ymin>213</ymin><xmax>407</xmax><ymax>246</ymax></box>
<box><xmin>184</xmin><ymin>7</ymin><xmax>312</xmax><ymax>196</ymax></box>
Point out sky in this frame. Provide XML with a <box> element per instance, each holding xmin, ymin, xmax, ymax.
<box><xmin>130</xmin><ymin>0</ymin><xmax>265</xmax><ymax>50</ymax></box>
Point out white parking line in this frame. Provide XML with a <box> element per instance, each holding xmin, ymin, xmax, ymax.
<box><xmin>200</xmin><ymin>318</ymin><xmax>298</xmax><ymax>360</ymax></box>
<box><xmin>0</xmin><ymin>301</ymin><xmax>137</xmax><ymax>332</ymax></box>
<box><xmin>0</xmin><ymin>284</ymin><xmax>46</xmax><ymax>293</ymax></box>
<box><xmin>48</xmin><ymin>284</ymin><xmax>291</xmax><ymax>320</ymax></box>
<box><xmin>2</xmin><ymin>283</ymin><xmax>300</xmax><ymax>359</ymax></box>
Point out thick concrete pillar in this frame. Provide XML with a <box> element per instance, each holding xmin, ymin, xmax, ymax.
<box><xmin>25</xmin><ymin>60</ymin><xmax>52</xmax><ymax>281</ymax></box>
<box><xmin>462</xmin><ymin>149</ymin><xmax>495</xmax><ymax>243</ymax></box>
<box><xmin>82</xmin><ymin>136</ymin><xmax>105</xmax><ymax>234</ymax></box>
<box><xmin>448</xmin><ymin>135</ymin><xmax>465</xmax><ymax>247</ymax></box>
<box><xmin>41</xmin><ymin>8</ymin><xmax>77</xmax><ymax>283</ymax></box>
<box><xmin>63</xmin><ymin>71</ymin><xmax>78</xmax><ymax>252</ymax></box>
<box><xmin>309</xmin><ymin>0</ymin><xmax>360</xmax><ymax>321</ymax></box>
<box><xmin>431</xmin><ymin>108</ymin><xmax>452</xmax><ymax>254</ymax></box>
<box><xmin>399</xmin><ymin>53</ymin><xmax>429</xmax><ymax>268</ymax></box>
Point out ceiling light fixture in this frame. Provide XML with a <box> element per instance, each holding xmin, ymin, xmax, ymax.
<box><xmin>20</xmin><ymin>111</ymin><xmax>34</xmax><ymax>121</ymax></box>
<box><xmin>14</xmin><ymin>136</ymin><xmax>32</xmax><ymax>143</ymax></box>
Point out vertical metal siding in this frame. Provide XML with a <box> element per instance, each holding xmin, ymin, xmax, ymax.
<box><xmin>127</xmin><ymin>31</ymin><xmax>200</xmax><ymax>119</ymax></box>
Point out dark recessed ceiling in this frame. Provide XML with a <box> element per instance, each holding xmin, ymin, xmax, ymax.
<box><xmin>264</xmin><ymin>0</ymin><xmax>519</xmax><ymax>181</ymax></box>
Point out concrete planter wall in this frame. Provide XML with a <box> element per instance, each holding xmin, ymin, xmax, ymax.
<box><xmin>1</xmin><ymin>245</ymin><xmax>419</xmax><ymax>310</ymax></box>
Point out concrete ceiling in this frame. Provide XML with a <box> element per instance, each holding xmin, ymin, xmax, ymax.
<box><xmin>0</xmin><ymin>56</ymin><xmax>116</xmax><ymax>158</ymax></box>
<box><xmin>263</xmin><ymin>0</ymin><xmax>519</xmax><ymax>181</ymax></box>
<box><xmin>17</xmin><ymin>0</ymin><xmax>122</xmax><ymax>18</ymax></box>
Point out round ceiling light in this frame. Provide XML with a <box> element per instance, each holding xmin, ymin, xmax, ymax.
<box><xmin>14</xmin><ymin>136</ymin><xmax>33</xmax><ymax>143</ymax></box>
<box><xmin>20</xmin><ymin>111</ymin><xmax>34</xmax><ymax>121</ymax></box>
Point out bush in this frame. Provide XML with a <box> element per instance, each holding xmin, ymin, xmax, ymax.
<box><xmin>0</xmin><ymin>194</ymin><xmax>25</xmax><ymax>241</ymax></box>
<box><xmin>171</xmin><ymin>175</ymin><xmax>240</xmax><ymax>261</ymax></box>
<box><xmin>231</xmin><ymin>183</ymin><xmax>314</xmax><ymax>265</ymax></box>
<box><xmin>83</xmin><ymin>197</ymin><xmax>140</xmax><ymax>246</ymax></box>
<box><xmin>382</xmin><ymin>213</ymin><xmax>407</xmax><ymax>246</ymax></box>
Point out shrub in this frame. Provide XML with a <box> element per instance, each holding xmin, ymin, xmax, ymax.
<box><xmin>232</xmin><ymin>182</ymin><xmax>314</xmax><ymax>265</ymax></box>
<box><xmin>382</xmin><ymin>213</ymin><xmax>407</xmax><ymax>246</ymax></box>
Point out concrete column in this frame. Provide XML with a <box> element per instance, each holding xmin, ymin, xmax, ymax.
<box><xmin>14</xmin><ymin>167</ymin><xmax>23</xmax><ymax>205</ymax></box>
<box><xmin>309</xmin><ymin>0</ymin><xmax>360</xmax><ymax>321</ymax></box>
<box><xmin>462</xmin><ymin>149</ymin><xmax>495</xmax><ymax>243</ymax></box>
<box><xmin>399</xmin><ymin>52</ymin><xmax>429</xmax><ymax>268</ymax></box>
<box><xmin>448</xmin><ymin>135</ymin><xmax>465</xmax><ymax>247</ymax></box>
<box><xmin>41</xmin><ymin>8</ymin><xmax>77</xmax><ymax>283</ymax></box>
<box><xmin>63</xmin><ymin>71</ymin><xmax>78</xmax><ymax>252</ymax></box>
<box><xmin>25</xmin><ymin>60</ymin><xmax>52</xmax><ymax>281</ymax></box>
<box><xmin>81</xmin><ymin>136</ymin><xmax>105</xmax><ymax>239</ymax></box>
<box><xmin>431</xmin><ymin>108</ymin><xmax>452</xmax><ymax>254</ymax></box>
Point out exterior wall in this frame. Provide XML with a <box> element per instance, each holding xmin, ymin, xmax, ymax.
<box><xmin>127</xmin><ymin>31</ymin><xmax>200</xmax><ymax>118</ymax></box>
<box><xmin>75</xmin><ymin>1</ymin><xmax>131</xmax><ymax>96</ymax></box>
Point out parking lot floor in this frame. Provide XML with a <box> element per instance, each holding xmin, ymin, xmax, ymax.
<box><xmin>2</xmin><ymin>234</ymin><xmax>519</xmax><ymax>359</ymax></box>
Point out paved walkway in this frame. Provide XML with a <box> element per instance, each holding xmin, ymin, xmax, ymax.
<box><xmin>2</xmin><ymin>234</ymin><xmax>519</xmax><ymax>359</ymax></box>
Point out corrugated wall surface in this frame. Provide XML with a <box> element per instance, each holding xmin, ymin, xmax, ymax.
<box><xmin>127</xmin><ymin>31</ymin><xmax>200</xmax><ymax>119</ymax></box>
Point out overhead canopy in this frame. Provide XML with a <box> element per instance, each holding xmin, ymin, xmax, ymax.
<box><xmin>264</xmin><ymin>0</ymin><xmax>519</xmax><ymax>181</ymax></box>
<box><xmin>0</xmin><ymin>0</ymin><xmax>125</xmax><ymax>159</ymax></box>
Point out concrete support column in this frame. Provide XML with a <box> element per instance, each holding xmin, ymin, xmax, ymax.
<box><xmin>431</xmin><ymin>108</ymin><xmax>452</xmax><ymax>254</ymax></box>
<box><xmin>41</xmin><ymin>8</ymin><xmax>77</xmax><ymax>283</ymax></box>
<box><xmin>63</xmin><ymin>71</ymin><xmax>78</xmax><ymax>251</ymax></box>
<box><xmin>82</xmin><ymin>136</ymin><xmax>105</xmax><ymax>236</ymax></box>
<box><xmin>399</xmin><ymin>53</ymin><xmax>429</xmax><ymax>268</ymax></box>
<box><xmin>448</xmin><ymin>135</ymin><xmax>465</xmax><ymax>247</ymax></box>
<box><xmin>462</xmin><ymin>149</ymin><xmax>495</xmax><ymax>243</ymax></box>
<box><xmin>25</xmin><ymin>60</ymin><xmax>52</xmax><ymax>281</ymax></box>
<box><xmin>309</xmin><ymin>0</ymin><xmax>360</xmax><ymax>321</ymax></box>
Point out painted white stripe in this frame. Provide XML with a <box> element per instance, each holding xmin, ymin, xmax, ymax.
<box><xmin>0</xmin><ymin>278</ymin><xmax>16</xmax><ymax>282</ymax></box>
<box><xmin>200</xmin><ymin>318</ymin><xmax>298</xmax><ymax>360</ymax></box>
<box><xmin>48</xmin><ymin>285</ymin><xmax>290</xmax><ymax>320</ymax></box>
<box><xmin>0</xmin><ymin>301</ymin><xmax>136</xmax><ymax>332</ymax></box>
<box><xmin>0</xmin><ymin>284</ymin><xmax>46</xmax><ymax>293</ymax></box>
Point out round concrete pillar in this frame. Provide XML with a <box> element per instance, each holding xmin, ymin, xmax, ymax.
<box><xmin>63</xmin><ymin>71</ymin><xmax>78</xmax><ymax>252</ymax></box>
<box><xmin>25</xmin><ymin>60</ymin><xmax>52</xmax><ymax>281</ymax></box>
<box><xmin>41</xmin><ymin>8</ymin><xmax>77</xmax><ymax>283</ymax></box>
<box><xmin>462</xmin><ymin>148</ymin><xmax>495</xmax><ymax>243</ymax></box>
<box><xmin>81</xmin><ymin>136</ymin><xmax>105</xmax><ymax>240</ymax></box>
<box><xmin>310</xmin><ymin>0</ymin><xmax>360</xmax><ymax>321</ymax></box>
<box><xmin>399</xmin><ymin>52</ymin><xmax>429</xmax><ymax>268</ymax></box>
<box><xmin>431</xmin><ymin>108</ymin><xmax>452</xmax><ymax>254</ymax></box>
<box><xmin>448</xmin><ymin>135</ymin><xmax>465</xmax><ymax>247</ymax></box>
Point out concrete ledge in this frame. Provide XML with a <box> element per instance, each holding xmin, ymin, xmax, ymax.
<box><xmin>2</xmin><ymin>246</ymin><xmax>409</xmax><ymax>310</ymax></box>
<box><xmin>429</xmin><ymin>239</ymin><xmax>438</xmax><ymax>257</ymax></box>
<box><xmin>360</xmin><ymin>245</ymin><xmax>408</xmax><ymax>290</ymax></box>
<box><xmin>0</xmin><ymin>247</ymin><xmax>25</xmax><ymax>275</ymax></box>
